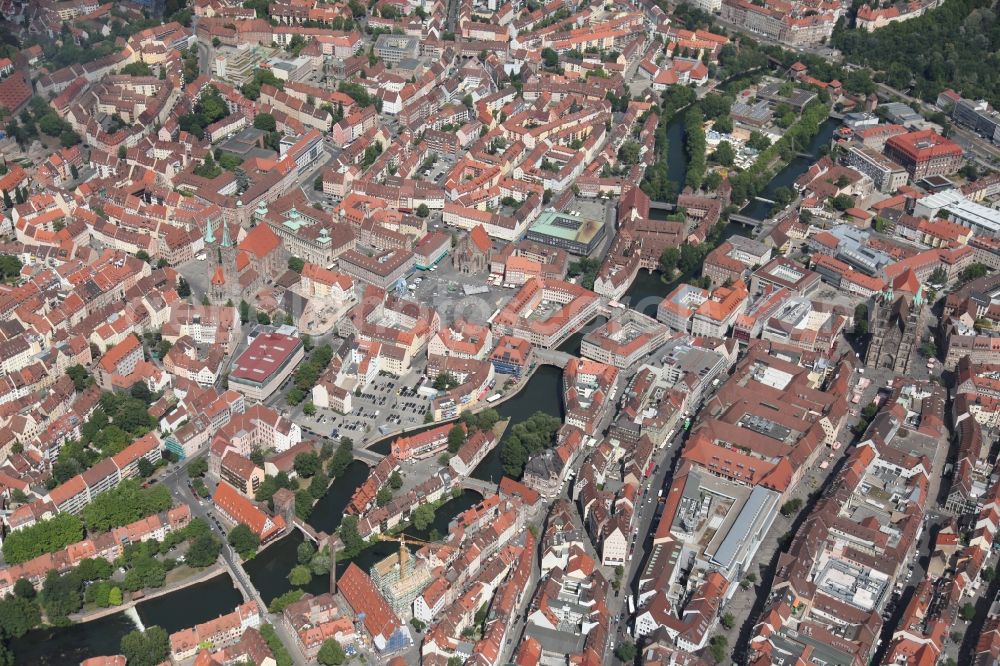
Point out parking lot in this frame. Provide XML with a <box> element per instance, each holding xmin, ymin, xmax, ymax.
<box><xmin>293</xmin><ymin>366</ymin><xmax>436</xmax><ymax>443</ymax></box>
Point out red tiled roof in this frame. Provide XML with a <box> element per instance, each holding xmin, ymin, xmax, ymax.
<box><xmin>97</xmin><ymin>334</ymin><xmax>141</xmax><ymax>373</ymax></box>
<box><xmin>338</xmin><ymin>563</ymin><xmax>401</xmax><ymax>643</ymax></box>
<box><xmin>469</xmin><ymin>225</ymin><xmax>492</xmax><ymax>253</ymax></box>
<box><xmin>212</xmin><ymin>481</ymin><xmax>284</xmax><ymax>539</ymax></box>
<box><xmin>238</xmin><ymin>223</ymin><xmax>282</xmax><ymax>259</ymax></box>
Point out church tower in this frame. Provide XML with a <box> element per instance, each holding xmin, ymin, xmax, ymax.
<box><xmin>207</xmin><ymin>211</ymin><xmax>240</xmax><ymax>303</ymax></box>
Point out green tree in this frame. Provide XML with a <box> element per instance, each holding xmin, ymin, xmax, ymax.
<box><xmin>317</xmin><ymin>639</ymin><xmax>347</xmax><ymax>665</ymax></box>
<box><xmin>288</xmin><ymin>564</ymin><xmax>312</xmax><ymax>586</ymax></box>
<box><xmin>721</xmin><ymin>612</ymin><xmax>736</xmax><ymax>629</ymax></box>
<box><xmin>268</xmin><ymin>589</ymin><xmax>305</xmax><ymax>614</ymax></box>
<box><xmin>261</xmin><ymin>623</ymin><xmax>294</xmax><ymax>666</ymax></box>
<box><xmin>541</xmin><ymin>48</ymin><xmax>558</xmax><ymax>68</ymax></box>
<box><xmin>500</xmin><ymin>411</ymin><xmax>562</xmax><ymax>478</ymax></box>
<box><xmin>287</xmin><ymin>387</ymin><xmax>305</xmax><ymax>406</ymax></box>
<box><xmin>416</xmin><ymin>203</ymin><xmax>430</xmax><ymax>217</ymax></box>
<box><xmin>66</xmin><ymin>364</ymin><xmax>91</xmax><ymax>391</ymax></box>
<box><xmin>614</xmin><ymin>641</ymin><xmax>636</xmax><ymax>663</ymax></box>
<box><xmin>773</xmin><ymin>186</ymin><xmax>794</xmax><ymax>208</ymax></box>
<box><xmin>708</xmin><ymin>636</ymin><xmax>728</xmax><ymax>664</ymax></box>
<box><xmin>328</xmin><ymin>439</ymin><xmax>354</xmax><ymax>478</ymax></box>
<box><xmin>780</xmin><ymin>498</ymin><xmax>803</xmax><ymax>516</ymax></box>
<box><xmin>714</xmin><ymin>115</ymin><xmax>733</xmax><ymax>134</ymax></box>
<box><xmin>297</xmin><ymin>539</ymin><xmax>316</xmax><ymax>564</ymax></box>
<box><xmin>618</xmin><ymin>140</ymin><xmax>641</xmax><ymax>165</ymax></box>
<box><xmin>81</xmin><ymin>481</ymin><xmax>172</xmax><ymax>532</ymax></box>
<box><xmin>253</xmin><ymin>113</ymin><xmax>277</xmax><ymax>132</ymax></box>
<box><xmin>185</xmin><ymin>535</ymin><xmax>222</xmax><ymax>568</ymax></box>
<box><xmin>121</xmin><ymin>61</ymin><xmax>153</xmax><ymax>77</ymax></box>
<box><xmin>227</xmin><ymin>524</ymin><xmax>261</xmax><ymax>558</ymax></box>
<box><xmin>294</xmin><ymin>489</ymin><xmax>313</xmax><ymax>520</ymax></box>
<box><xmin>339</xmin><ymin>515</ymin><xmax>365</xmax><ymax>558</ymax></box>
<box><xmin>961</xmin><ymin>263</ymin><xmax>988</xmax><ymax>282</ymax></box>
<box><xmin>3</xmin><ymin>514</ymin><xmax>84</xmax><ymax>564</ymax></box>
<box><xmin>87</xmin><ymin>580</ymin><xmax>112</xmax><ymax>607</ymax></box>
<box><xmin>412</xmin><ymin>504</ymin><xmax>435</xmax><ymax>531</ymax></box>
<box><xmin>829</xmin><ymin>194</ymin><xmax>855</xmax><ymax>211</ymax></box>
<box><xmin>76</xmin><ymin>557</ymin><xmax>113</xmax><ymax>581</ymax></box>
<box><xmin>309</xmin><ymin>471</ymin><xmax>330</xmax><ymax>500</ymax></box>
<box><xmin>434</xmin><ymin>373</ymin><xmax>459</xmax><ymax>391</ymax></box>
<box><xmin>747</xmin><ymin>131</ymin><xmax>771</xmax><ymax>151</ymax></box>
<box><xmin>389</xmin><ymin>470</ymin><xmax>403</xmax><ymax>489</ymax></box>
<box><xmin>288</xmin><ymin>256</ymin><xmax>305</xmax><ymax>273</ymax></box>
<box><xmin>376</xmin><ymin>487</ymin><xmax>393</xmax><ymax>506</ymax></box>
<box><xmin>108</xmin><ymin>586</ymin><xmax>123</xmax><ymax>606</ymax></box>
<box><xmin>40</xmin><ymin>569</ymin><xmax>83</xmax><ymax>621</ymax></box>
<box><xmin>13</xmin><ymin>578</ymin><xmax>36</xmax><ymax>600</ymax></box>
<box><xmin>120</xmin><ymin>626</ymin><xmax>170</xmax><ymax>666</ymax></box>
<box><xmin>853</xmin><ymin>303</ymin><xmax>869</xmax><ymax>336</ymax></box>
<box><xmin>447</xmin><ymin>424</ymin><xmax>466</xmax><ymax>453</ymax></box>
<box><xmin>294</xmin><ymin>452</ymin><xmax>321</xmax><ymax>478</ymax></box>
<box><xmin>187</xmin><ymin>456</ymin><xmax>209</xmax><ymax>478</ymax></box>
<box><xmin>0</xmin><ymin>254</ymin><xmax>23</xmax><ymax>280</ymax></box>
<box><xmin>0</xmin><ymin>595</ymin><xmax>41</xmax><ymax>638</ymax></box>
<box><xmin>713</xmin><ymin>140</ymin><xmax>735</xmax><ymax>167</ymax></box>
<box><xmin>684</xmin><ymin>107</ymin><xmax>707</xmax><ymax>190</ymax></box>
<box><xmin>960</xmin><ymin>602</ymin><xmax>976</xmax><ymax>621</ymax></box>
<box><xmin>659</xmin><ymin>246</ymin><xmax>680</xmax><ymax>276</ymax></box>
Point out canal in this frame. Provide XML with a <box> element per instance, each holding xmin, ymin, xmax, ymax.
<box><xmin>626</xmin><ymin>115</ymin><xmax>839</xmax><ymax>311</ymax></box>
<box><xmin>403</xmin><ymin>489</ymin><xmax>482</xmax><ymax>542</ymax></box>
<box><xmin>307</xmin><ymin>459</ymin><xmax>369</xmax><ymax>535</ymax></box>
<box><xmin>664</xmin><ymin>112</ymin><xmax>689</xmax><ymax>188</ymax></box>
<box><xmin>624</xmin><ymin>219</ymin><xmax>753</xmax><ymax>316</ymax></box>
<box><xmin>245</xmin><ymin>490</ymin><xmax>483</xmax><ymax>605</ymax></box>
<box><xmin>472</xmin><ymin>364</ymin><xmax>565</xmax><ymax>483</ymax></box>
<box><xmin>738</xmin><ymin>116</ymin><xmax>839</xmax><ymax>220</ymax></box>
<box><xmin>12</xmin><ymin>572</ymin><xmax>244</xmax><ymax>665</ymax></box>
<box><xmin>244</xmin><ymin>529</ymin><xmax>331</xmax><ymax>604</ymax></box>
<box><xmin>556</xmin><ymin>315</ymin><xmax>608</xmax><ymax>357</ymax></box>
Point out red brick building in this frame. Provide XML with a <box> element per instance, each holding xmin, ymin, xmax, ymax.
<box><xmin>883</xmin><ymin>130</ymin><xmax>964</xmax><ymax>179</ymax></box>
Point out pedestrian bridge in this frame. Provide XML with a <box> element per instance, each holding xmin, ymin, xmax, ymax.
<box><xmin>459</xmin><ymin>477</ymin><xmax>498</xmax><ymax>495</ymax></box>
<box><xmin>354</xmin><ymin>447</ymin><xmax>386</xmax><ymax>466</ymax></box>
<box><xmin>534</xmin><ymin>348</ymin><xmax>574</xmax><ymax>369</ymax></box>
<box><xmin>293</xmin><ymin>517</ymin><xmax>325</xmax><ymax>544</ymax></box>
<box><xmin>728</xmin><ymin>214</ymin><xmax>763</xmax><ymax>229</ymax></box>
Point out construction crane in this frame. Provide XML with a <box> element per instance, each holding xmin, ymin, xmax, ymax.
<box><xmin>376</xmin><ymin>532</ymin><xmax>437</xmax><ymax>571</ymax></box>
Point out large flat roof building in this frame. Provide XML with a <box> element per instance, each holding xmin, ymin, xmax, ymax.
<box><xmin>526</xmin><ymin>210</ymin><xmax>606</xmax><ymax>256</ymax></box>
<box><xmin>750</xmin><ymin>257</ymin><xmax>821</xmax><ymax>297</ymax></box>
<box><xmin>913</xmin><ymin>188</ymin><xmax>1000</xmax><ymax>238</ymax></box>
<box><xmin>229</xmin><ymin>326</ymin><xmax>304</xmax><ymax>401</ymax></box>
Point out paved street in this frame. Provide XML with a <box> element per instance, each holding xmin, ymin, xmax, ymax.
<box><xmin>161</xmin><ymin>459</ymin><xmax>307</xmax><ymax>664</ymax></box>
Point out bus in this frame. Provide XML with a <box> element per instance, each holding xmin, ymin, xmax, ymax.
<box><xmin>486</xmin><ymin>394</ymin><xmax>501</xmax><ymax>403</ymax></box>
